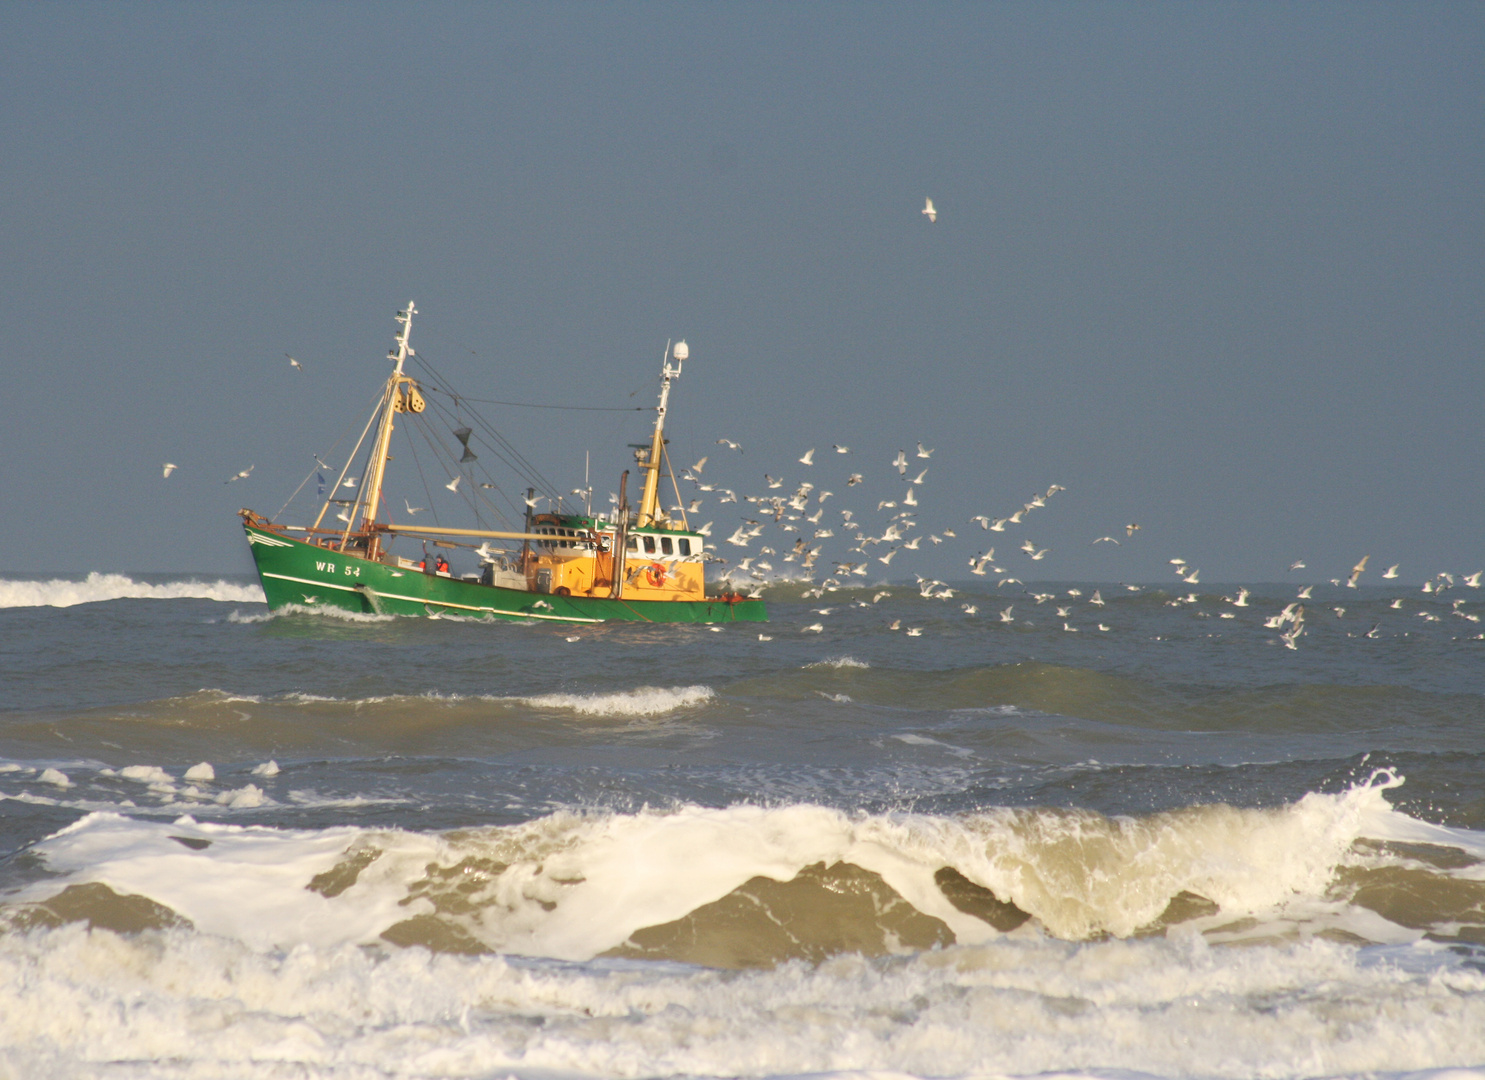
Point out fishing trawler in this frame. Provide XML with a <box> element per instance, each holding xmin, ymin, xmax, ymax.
<box><xmin>240</xmin><ymin>303</ymin><xmax>766</xmax><ymax>624</ymax></box>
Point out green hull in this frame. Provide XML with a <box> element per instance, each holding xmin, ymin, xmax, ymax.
<box><xmin>244</xmin><ymin>525</ymin><xmax>767</xmax><ymax>624</ymax></box>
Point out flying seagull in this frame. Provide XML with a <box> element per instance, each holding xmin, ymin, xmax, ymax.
<box><xmin>922</xmin><ymin>198</ymin><xmax>937</xmax><ymax>223</ymax></box>
<box><xmin>286</xmin><ymin>353</ymin><xmax>305</xmax><ymax>373</ymax></box>
<box><xmin>445</xmin><ymin>475</ymin><xmax>461</xmax><ymax>493</ymax></box>
<box><xmin>162</xmin><ymin>463</ymin><xmax>178</xmax><ymax>478</ymax></box>
<box><xmin>225</xmin><ymin>465</ymin><xmax>254</xmax><ymax>484</ymax></box>
<box><xmin>799</xmin><ymin>448</ymin><xmax>815</xmax><ymax>466</ymax></box>
<box><xmin>404</xmin><ymin>499</ymin><xmax>427</xmax><ymax>516</ymax></box>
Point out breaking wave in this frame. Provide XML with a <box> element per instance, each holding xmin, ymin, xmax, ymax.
<box><xmin>0</xmin><ymin>573</ymin><xmax>264</xmax><ymax>609</ymax></box>
<box><xmin>8</xmin><ymin>770</ymin><xmax>1482</xmax><ymax>966</ymax></box>
<box><xmin>518</xmin><ymin>685</ymin><xmax>717</xmax><ymax>717</ymax></box>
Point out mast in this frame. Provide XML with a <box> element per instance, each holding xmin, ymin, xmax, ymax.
<box><xmin>635</xmin><ymin>339</ymin><xmax>687</xmax><ymax>528</ymax></box>
<box><xmin>358</xmin><ymin>302</ymin><xmax>420</xmax><ymax>533</ymax></box>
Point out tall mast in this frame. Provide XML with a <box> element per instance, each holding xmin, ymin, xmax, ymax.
<box><xmin>359</xmin><ymin>301</ymin><xmax>419</xmax><ymax>530</ymax></box>
<box><xmin>636</xmin><ymin>339</ymin><xmax>686</xmax><ymax>528</ymax></box>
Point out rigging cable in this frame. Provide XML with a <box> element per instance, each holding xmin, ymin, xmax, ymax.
<box><xmin>410</xmin><ymin>352</ymin><xmax>566</xmax><ymax>503</ymax></box>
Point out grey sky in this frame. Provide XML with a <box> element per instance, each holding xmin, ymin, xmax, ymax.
<box><xmin>3</xmin><ymin>2</ymin><xmax>1481</xmax><ymax>583</ymax></box>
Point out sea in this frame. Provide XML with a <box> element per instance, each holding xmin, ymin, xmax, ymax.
<box><xmin>2</xmin><ymin>570</ymin><xmax>1483</xmax><ymax>1080</ymax></box>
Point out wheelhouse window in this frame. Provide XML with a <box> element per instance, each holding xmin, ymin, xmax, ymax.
<box><xmin>627</xmin><ymin>537</ymin><xmax>638</xmax><ymax>552</ymax></box>
<box><xmin>678</xmin><ymin>538</ymin><xmax>692</xmax><ymax>557</ymax></box>
<box><xmin>643</xmin><ymin>536</ymin><xmax>656</xmax><ymax>554</ymax></box>
<box><xmin>660</xmin><ymin>537</ymin><xmax>673</xmax><ymax>555</ymax></box>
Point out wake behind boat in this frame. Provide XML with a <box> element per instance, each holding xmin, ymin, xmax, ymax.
<box><xmin>240</xmin><ymin>304</ymin><xmax>766</xmax><ymax>624</ymax></box>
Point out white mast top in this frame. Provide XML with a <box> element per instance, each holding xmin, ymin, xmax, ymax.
<box><xmin>389</xmin><ymin>301</ymin><xmax>417</xmax><ymax>375</ymax></box>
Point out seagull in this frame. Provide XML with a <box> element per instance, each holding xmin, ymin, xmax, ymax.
<box><xmin>909</xmin><ymin>468</ymin><xmax>928</xmax><ymax>485</ymax></box>
<box><xmin>799</xmin><ymin>449</ymin><xmax>815</xmax><ymax>466</ymax></box>
<box><xmin>833</xmin><ymin>444</ymin><xmax>850</xmax><ymax>454</ymax></box>
<box><xmin>1466</xmin><ymin>572</ymin><xmax>1483</xmax><ymax>588</ymax></box>
<box><xmin>1092</xmin><ymin>536</ymin><xmax>1120</xmax><ymax>545</ymax></box>
<box><xmin>803</xmin><ymin>623</ymin><xmax>824</xmax><ymax>633</ymax></box>
<box><xmin>916</xmin><ymin>442</ymin><xmax>934</xmax><ymax>459</ymax></box>
<box><xmin>286</xmin><ymin>354</ymin><xmax>305</xmax><ymax>373</ymax></box>
<box><xmin>1382</xmin><ymin>564</ymin><xmax>1400</xmax><ymax>580</ymax></box>
<box><xmin>341</xmin><ymin>476</ymin><xmax>359</xmax><ymax>488</ymax></box>
<box><xmin>716</xmin><ymin>439</ymin><xmax>741</xmax><ymax>451</ymax></box>
<box><xmin>1297</xmin><ymin>585</ymin><xmax>1313</xmax><ymax>599</ymax></box>
<box><xmin>922</xmin><ymin>197</ymin><xmax>937</xmax><ymax>223</ymax></box>
<box><xmin>162</xmin><ymin>463</ymin><xmax>178</xmax><ymax>478</ymax></box>
<box><xmin>690</xmin><ymin>456</ymin><xmax>708</xmax><ymax>474</ymax></box>
<box><xmin>1289</xmin><ymin>560</ymin><xmax>1306</xmax><ymax>571</ymax></box>
<box><xmin>971</xmin><ymin>515</ymin><xmax>991</xmax><ymax>530</ymax></box>
<box><xmin>999</xmin><ymin>605</ymin><xmax>1014</xmax><ymax>623</ymax></box>
<box><xmin>905</xmin><ymin>627</ymin><xmax>923</xmax><ymax>637</ymax></box>
<box><xmin>847</xmin><ymin>473</ymin><xmax>864</xmax><ymax>486</ymax></box>
<box><xmin>1347</xmin><ymin>555</ymin><xmax>1370</xmax><ymax>588</ymax></box>
<box><xmin>892</xmin><ymin>450</ymin><xmax>908</xmax><ymax>474</ymax></box>
<box><xmin>225</xmin><ymin>465</ymin><xmax>254</xmax><ymax>484</ymax></box>
<box><xmin>445</xmin><ymin>476</ymin><xmax>461</xmax><ymax>493</ymax></box>
<box><xmin>404</xmin><ymin>499</ymin><xmax>427</xmax><ymax>516</ymax></box>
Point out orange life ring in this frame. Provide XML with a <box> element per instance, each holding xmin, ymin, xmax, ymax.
<box><xmin>645</xmin><ymin>562</ymin><xmax>667</xmax><ymax>588</ymax></box>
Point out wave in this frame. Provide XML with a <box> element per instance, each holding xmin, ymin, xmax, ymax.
<box><xmin>0</xmin><ymin>572</ymin><xmax>264</xmax><ymax>609</ymax></box>
<box><xmin>732</xmin><ymin>660</ymin><xmax>1485</xmax><ymax>739</ymax></box>
<box><xmin>225</xmin><ymin>602</ymin><xmax>394</xmax><ymax>623</ymax></box>
<box><xmin>2</xmin><ymin>919</ymin><xmax>1483</xmax><ymax>1080</ymax></box>
<box><xmin>8</xmin><ymin>771</ymin><xmax>1482</xmax><ymax>969</ymax></box>
<box><xmin>518</xmin><ymin>685</ymin><xmax>716</xmax><ymax>716</ymax></box>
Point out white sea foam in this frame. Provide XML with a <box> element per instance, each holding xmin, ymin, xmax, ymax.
<box><xmin>227</xmin><ymin>603</ymin><xmax>394</xmax><ymax>623</ymax></box>
<box><xmin>0</xmin><ymin>915</ymin><xmax>1482</xmax><ymax>1080</ymax></box>
<box><xmin>0</xmin><ymin>572</ymin><xmax>264</xmax><ymax>609</ymax></box>
<box><xmin>805</xmin><ymin>656</ymin><xmax>870</xmax><ymax>669</ymax></box>
<box><xmin>21</xmin><ymin>771</ymin><xmax>1478</xmax><ymax>963</ymax></box>
<box><xmin>518</xmin><ymin>685</ymin><xmax>716</xmax><ymax>717</ymax></box>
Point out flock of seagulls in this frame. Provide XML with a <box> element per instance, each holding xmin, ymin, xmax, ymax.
<box><xmin>646</xmin><ymin>430</ymin><xmax>1482</xmax><ymax>648</ymax></box>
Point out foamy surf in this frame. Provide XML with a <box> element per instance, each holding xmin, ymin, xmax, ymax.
<box><xmin>1</xmin><ymin>896</ymin><xmax>1483</xmax><ymax>1080</ymax></box>
<box><xmin>12</xmin><ymin>771</ymin><xmax>1481</xmax><ymax>964</ymax></box>
<box><xmin>0</xmin><ymin>572</ymin><xmax>264</xmax><ymax>609</ymax></box>
<box><xmin>518</xmin><ymin>685</ymin><xmax>716</xmax><ymax>717</ymax></box>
